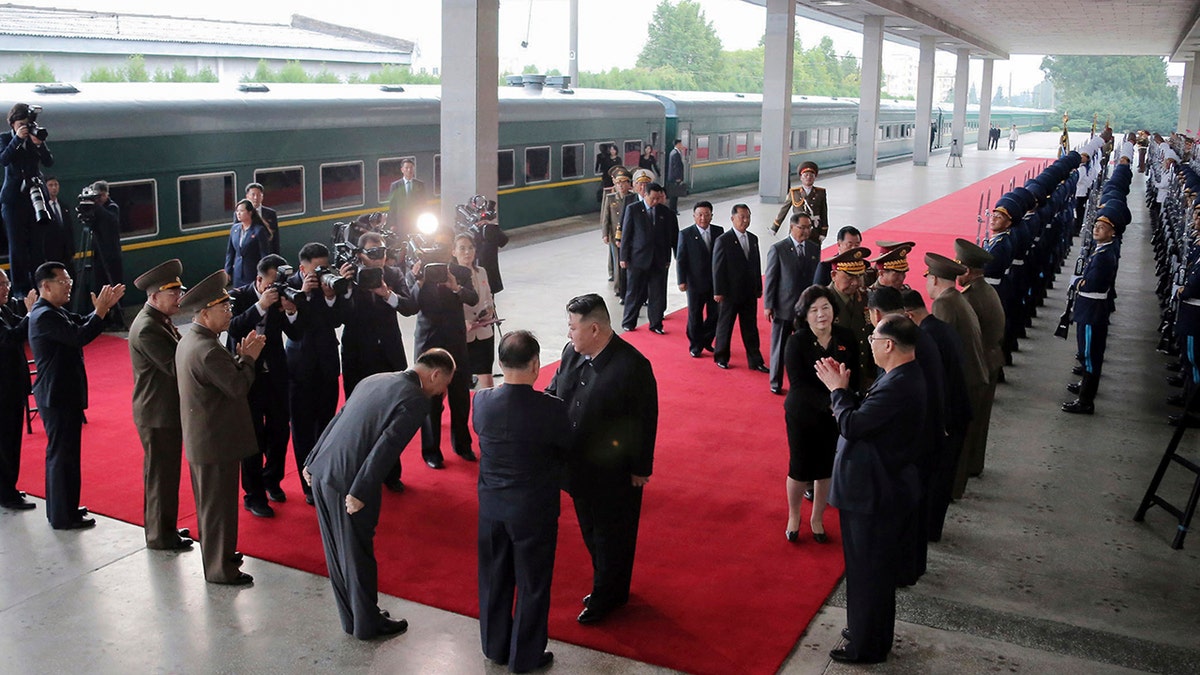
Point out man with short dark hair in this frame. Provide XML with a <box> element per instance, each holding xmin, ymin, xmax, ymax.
<box><xmin>88</xmin><ymin>180</ymin><xmax>125</xmax><ymax>298</ymax></box>
<box><xmin>473</xmin><ymin>331</ymin><xmax>568</xmax><ymax>672</ymax></box>
<box><xmin>29</xmin><ymin>261</ymin><xmax>124</xmax><ymax>529</ymax></box>
<box><xmin>666</xmin><ymin>139</ymin><xmax>686</xmax><ymax>213</ymax></box>
<box><xmin>245</xmin><ymin>182</ymin><xmax>280</xmax><ymax>255</ymax></box>
<box><xmin>0</xmin><ymin>268</ymin><xmax>36</xmax><ymax>511</ymax></box>
<box><xmin>712</xmin><ymin>203</ymin><xmax>768</xmax><ymax>372</ymax></box>
<box><xmin>764</xmin><ymin>212</ymin><xmax>820</xmax><ymax>392</ymax></box>
<box><xmin>1</xmin><ymin>102</ymin><xmax>54</xmax><ymax>295</ymax></box>
<box><xmin>386</xmin><ymin>158</ymin><xmax>427</xmax><ymax>240</ymax></box>
<box><xmin>547</xmin><ymin>294</ymin><xmax>657</xmax><ymax>625</ymax></box>
<box><xmin>620</xmin><ymin>183</ymin><xmax>678</xmax><ymax>334</ymax></box>
<box><xmin>303</xmin><ymin>348</ymin><xmax>455</xmax><ymax>640</ymax></box>
<box><xmin>676</xmin><ymin>200</ymin><xmax>723</xmax><ymax>357</ymax></box>
<box><xmin>42</xmin><ymin>176</ymin><xmax>75</xmax><ymax>270</ymax></box>
<box><xmin>814</xmin><ymin>225</ymin><xmax>863</xmax><ymax>287</ymax></box>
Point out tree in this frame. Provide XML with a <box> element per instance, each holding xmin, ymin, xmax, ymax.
<box><xmin>3</xmin><ymin>57</ymin><xmax>54</xmax><ymax>82</ymax></box>
<box><xmin>637</xmin><ymin>0</ymin><xmax>722</xmax><ymax>78</ymax></box>
<box><xmin>968</xmin><ymin>83</ymin><xmax>979</xmax><ymax>104</ymax></box>
<box><xmin>992</xmin><ymin>85</ymin><xmax>1007</xmax><ymax>107</ymax></box>
<box><xmin>1041</xmin><ymin>55</ymin><xmax>1178</xmax><ymax>131</ymax></box>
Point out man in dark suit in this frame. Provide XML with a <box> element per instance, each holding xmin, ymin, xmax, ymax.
<box><xmin>473</xmin><ymin>331</ymin><xmax>568</xmax><ymax>673</ymax></box>
<box><xmin>245</xmin><ymin>182</ymin><xmax>280</xmax><ymax>256</ymax></box>
<box><xmin>0</xmin><ymin>269</ymin><xmax>36</xmax><ymax>511</ymax></box>
<box><xmin>287</xmin><ymin>242</ymin><xmax>352</xmax><ymax>504</ymax></box>
<box><xmin>813</xmin><ymin>226</ymin><xmax>863</xmax><ymax>287</ymax></box>
<box><xmin>1</xmin><ymin>103</ymin><xmax>54</xmax><ymax>295</ymax></box>
<box><xmin>764</xmin><ymin>212</ymin><xmax>821</xmax><ymax>393</ymax></box>
<box><xmin>676</xmin><ymin>200</ymin><xmax>723</xmax><ymax>357</ymax></box>
<box><xmin>712</xmin><ymin>203</ymin><xmax>768</xmax><ymax>372</ymax></box>
<box><xmin>42</xmin><ymin>176</ymin><xmax>75</xmax><ymax>271</ymax></box>
<box><xmin>546</xmin><ymin>294</ymin><xmax>657</xmax><ymax>625</ymax></box>
<box><xmin>229</xmin><ymin>254</ymin><xmax>301</xmax><ymax>515</ymax></box>
<box><xmin>816</xmin><ymin>313</ymin><xmax>925</xmax><ymax>665</ymax></box>
<box><xmin>88</xmin><ymin>181</ymin><xmax>124</xmax><ymax>292</ymax></box>
<box><xmin>128</xmin><ymin>259</ymin><xmax>192</xmax><ymax>550</ymax></box>
<box><xmin>666</xmin><ymin>139</ymin><xmax>685</xmax><ymax>213</ymax></box>
<box><xmin>28</xmin><ymin>261</ymin><xmax>124</xmax><ymax>529</ymax></box>
<box><xmin>620</xmin><ymin>183</ymin><xmax>678</xmax><ymax>334</ymax></box>
<box><xmin>386</xmin><ymin>158</ymin><xmax>427</xmax><ymax>241</ymax></box>
<box><xmin>177</xmin><ymin>270</ymin><xmax>264</xmax><ymax>585</ymax></box>
<box><xmin>302</xmin><ymin>349</ymin><xmax>454</xmax><ymax>640</ymax></box>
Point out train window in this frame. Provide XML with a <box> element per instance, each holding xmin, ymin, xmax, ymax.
<box><xmin>716</xmin><ymin>134</ymin><xmax>730</xmax><ymax>159</ymax></box>
<box><xmin>797</xmin><ymin>130</ymin><xmax>810</xmax><ymax>150</ymax></box>
<box><xmin>109</xmin><ymin>179</ymin><xmax>158</xmax><ymax>239</ymax></box>
<box><xmin>254</xmin><ymin>167</ymin><xmax>304</xmax><ymax>216</ymax></box>
<box><xmin>594</xmin><ymin>142</ymin><xmax>616</xmax><ymax>175</ymax></box>
<box><xmin>819</xmin><ymin>128</ymin><xmax>831</xmax><ymax>148</ymax></box>
<box><xmin>320</xmin><ymin>161</ymin><xmax>364</xmax><ymax>212</ymax></box>
<box><xmin>680</xmin><ymin>129</ymin><xmax>690</xmax><ymax>150</ymax></box>
<box><xmin>695</xmin><ymin>135</ymin><xmax>710</xmax><ymax>162</ymax></box>
<box><xmin>623</xmin><ymin>140</ymin><xmax>641</xmax><ymax>167</ymax></box>
<box><xmin>525</xmin><ymin>146</ymin><xmax>551</xmax><ymax>184</ymax></box>
<box><xmin>562</xmin><ymin>143</ymin><xmax>584</xmax><ymax>179</ymax></box>
<box><xmin>378</xmin><ymin>156</ymin><xmax>415</xmax><ymax>203</ymax></box>
<box><xmin>178</xmin><ymin>172</ymin><xmax>235</xmax><ymax>232</ymax></box>
<box><xmin>751</xmin><ymin>132</ymin><xmax>761</xmax><ymax>155</ymax></box>
<box><xmin>434</xmin><ymin>155</ymin><xmax>442</xmax><ymax>196</ymax></box>
<box><xmin>733</xmin><ymin>133</ymin><xmax>747</xmax><ymax>157</ymax></box>
<box><xmin>498</xmin><ymin>149</ymin><xmax>515</xmax><ymax>188</ymax></box>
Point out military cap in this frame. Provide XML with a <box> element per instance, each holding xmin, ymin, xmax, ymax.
<box><xmin>875</xmin><ymin>240</ymin><xmax>914</xmax><ymax>253</ymax></box>
<box><xmin>632</xmin><ymin>168</ymin><xmax>656</xmax><ymax>183</ymax></box>
<box><xmin>799</xmin><ymin>161</ymin><xmax>819</xmax><ymax>176</ymax></box>
<box><xmin>134</xmin><ymin>259</ymin><xmax>185</xmax><ymax>293</ymax></box>
<box><xmin>610</xmin><ymin>166</ymin><xmax>632</xmax><ymax>183</ymax></box>
<box><xmin>1063</xmin><ymin>151</ymin><xmax>1082</xmax><ymax>169</ymax></box>
<box><xmin>1010</xmin><ymin>187</ymin><xmax>1036</xmax><ymax>213</ymax></box>
<box><xmin>178</xmin><ymin>270</ymin><xmax>231</xmax><ymax>314</ymax></box>
<box><xmin>953</xmin><ymin>238</ymin><xmax>993</xmax><ymax>269</ymax></box>
<box><xmin>993</xmin><ymin>193</ymin><xmax>1024</xmax><ymax>223</ymax></box>
<box><xmin>870</xmin><ymin>244</ymin><xmax>911</xmax><ymax>271</ymax></box>
<box><xmin>924</xmin><ymin>252</ymin><xmax>967</xmax><ymax>281</ymax></box>
<box><xmin>1096</xmin><ymin>202</ymin><xmax>1131</xmax><ymax>236</ymax></box>
<box><xmin>826</xmin><ymin>246</ymin><xmax>872</xmax><ymax>275</ymax></box>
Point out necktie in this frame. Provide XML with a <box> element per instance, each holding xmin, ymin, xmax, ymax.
<box><xmin>701</xmin><ymin>229</ymin><xmax>710</xmax><ymax>249</ymax></box>
<box><xmin>405</xmin><ymin>181</ymin><xmax>411</xmax><ymax>195</ymax></box>
<box><xmin>740</xmin><ymin>233</ymin><xmax>749</xmax><ymax>256</ymax></box>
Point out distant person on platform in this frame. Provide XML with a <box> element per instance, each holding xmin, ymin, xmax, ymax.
<box><xmin>225</xmin><ymin>198</ymin><xmax>272</xmax><ymax>290</ymax></box>
<box><xmin>303</xmin><ymin>348</ymin><xmax>455</xmax><ymax>640</ymax></box>
<box><xmin>128</xmin><ymin>259</ymin><xmax>193</xmax><ymax>550</ymax></box>
<box><xmin>176</xmin><ymin>270</ymin><xmax>264</xmax><ymax>585</ymax></box>
<box><xmin>473</xmin><ymin>331</ymin><xmax>568</xmax><ymax>673</ymax></box>
<box><xmin>712</xmin><ymin>203</ymin><xmax>769</xmax><ymax>372</ymax></box>
<box><xmin>42</xmin><ymin>176</ymin><xmax>75</xmax><ymax>270</ymax></box>
<box><xmin>0</xmin><ymin>268</ymin><xmax>36</xmax><ymax>511</ymax></box>
<box><xmin>601</xmin><ymin>167</ymin><xmax>633</xmax><ymax>301</ymax></box>
<box><xmin>594</xmin><ymin>144</ymin><xmax>621</xmax><ymax>202</ymax></box>
<box><xmin>387</xmin><ymin>158</ymin><xmax>427</xmax><ymax>240</ymax></box>
<box><xmin>676</xmin><ymin>199</ymin><xmax>723</xmax><ymax>357</ymax></box>
<box><xmin>1</xmin><ymin>102</ymin><xmax>54</xmax><ymax>295</ymax></box>
<box><xmin>619</xmin><ymin>183</ymin><xmax>678</xmax><ymax>334</ymax></box>
<box><xmin>764</xmin><ymin>212</ymin><xmax>821</xmax><ymax>394</ymax></box>
<box><xmin>88</xmin><ymin>181</ymin><xmax>125</xmax><ymax>315</ymax></box>
<box><xmin>772</xmin><ymin>161</ymin><xmax>828</xmax><ymax>244</ymax></box>
<box><xmin>245</xmin><ymin>182</ymin><xmax>280</xmax><ymax>255</ymax></box>
<box><xmin>666</xmin><ymin>139</ymin><xmax>685</xmax><ymax>213</ymax></box>
<box><xmin>1008</xmin><ymin>125</ymin><xmax>1020</xmax><ymax>151</ymax></box>
<box><xmin>547</xmin><ymin>294</ymin><xmax>657</xmax><ymax>625</ymax></box>
<box><xmin>816</xmin><ymin>313</ymin><xmax>925</xmax><ymax>665</ymax></box>
<box><xmin>29</xmin><ymin>262</ymin><xmax>124</xmax><ymax>529</ymax></box>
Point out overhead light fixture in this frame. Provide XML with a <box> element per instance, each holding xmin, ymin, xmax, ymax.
<box><xmin>892</xmin><ymin>26</ymin><xmax>914</xmax><ymax>31</ymax></box>
<box><xmin>816</xmin><ymin>1</ymin><xmax>848</xmax><ymax>6</ymax></box>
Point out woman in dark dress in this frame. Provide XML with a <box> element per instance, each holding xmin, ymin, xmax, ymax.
<box><xmin>783</xmin><ymin>285</ymin><xmax>859</xmax><ymax>543</ymax></box>
<box><xmin>638</xmin><ymin>145</ymin><xmax>660</xmax><ymax>177</ymax></box>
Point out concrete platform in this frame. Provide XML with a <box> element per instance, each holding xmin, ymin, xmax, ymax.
<box><xmin>2</xmin><ymin>134</ymin><xmax>1198</xmax><ymax>674</ymax></box>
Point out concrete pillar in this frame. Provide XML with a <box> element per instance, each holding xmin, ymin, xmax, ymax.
<box><xmin>1179</xmin><ymin>59</ymin><xmax>1193</xmax><ymax>133</ymax></box>
<box><xmin>568</xmin><ymin>0</ymin><xmax>579</xmax><ymax>86</ymax></box>
<box><xmin>758</xmin><ymin>0</ymin><xmax>795</xmax><ymax>203</ymax></box>
<box><xmin>441</xmin><ymin>0</ymin><xmax>499</xmax><ymax>229</ymax></box>
<box><xmin>951</xmin><ymin>48</ymin><xmax>970</xmax><ymax>157</ymax></box>
<box><xmin>855</xmin><ymin>15</ymin><xmax>884</xmax><ymax>181</ymax></box>
<box><xmin>977</xmin><ymin>58</ymin><xmax>994</xmax><ymax>151</ymax></box>
<box><xmin>1187</xmin><ymin>53</ymin><xmax>1200</xmax><ymax>134</ymax></box>
<box><xmin>913</xmin><ymin>35</ymin><xmax>936</xmax><ymax>166</ymax></box>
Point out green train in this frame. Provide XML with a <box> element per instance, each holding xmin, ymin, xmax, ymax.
<box><xmin>0</xmin><ymin>81</ymin><xmax>1055</xmax><ymax>301</ymax></box>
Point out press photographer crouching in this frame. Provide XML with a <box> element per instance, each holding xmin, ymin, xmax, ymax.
<box><xmin>285</xmin><ymin>242</ymin><xmax>353</xmax><ymax>504</ymax></box>
<box><xmin>228</xmin><ymin>254</ymin><xmax>301</xmax><ymax>515</ymax></box>
<box><xmin>1</xmin><ymin>103</ymin><xmax>54</xmax><ymax>295</ymax></box>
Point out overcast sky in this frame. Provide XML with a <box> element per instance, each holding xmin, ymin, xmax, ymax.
<box><xmin>37</xmin><ymin>0</ymin><xmax>1181</xmax><ymax>94</ymax></box>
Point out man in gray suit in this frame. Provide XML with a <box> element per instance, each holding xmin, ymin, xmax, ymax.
<box><xmin>303</xmin><ymin>348</ymin><xmax>454</xmax><ymax>640</ymax></box>
<box><xmin>764</xmin><ymin>212</ymin><xmax>821</xmax><ymax>394</ymax></box>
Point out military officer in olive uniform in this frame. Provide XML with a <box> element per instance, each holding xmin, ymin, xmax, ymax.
<box><xmin>953</xmin><ymin>239</ymin><xmax>1005</xmax><ymax>477</ymax></box>
<box><xmin>176</xmin><ymin>271</ymin><xmax>265</xmax><ymax>585</ymax></box>
<box><xmin>128</xmin><ymin>259</ymin><xmax>193</xmax><ymax>551</ymax></box>
<box><xmin>773</xmin><ymin>161</ymin><xmax>828</xmax><ymax>244</ymax></box>
<box><xmin>825</xmin><ymin>247</ymin><xmax>875</xmax><ymax>389</ymax></box>
<box><xmin>867</xmin><ymin>242</ymin><xmax>914</xmax><ymax>292</ymax></box>
<box><xmin>602</xmin><ymin>167</ymin><xmax>633</xmax><ymax>299</ymax></box>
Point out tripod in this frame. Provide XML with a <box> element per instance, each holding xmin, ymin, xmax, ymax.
<box><xmin>72</xmin><ymin>221</ymin><xmax>95</xmax><ymax>315</ymax></box>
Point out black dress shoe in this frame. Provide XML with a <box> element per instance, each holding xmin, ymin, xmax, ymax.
<box><xmin>1169</xmin><ymin>414</ymin><xmax>1200</xmax><ymax>427</ymax></box>
<box><xmin>690</xmin><ymin>349</ymin><xmax>702</xmax><ymax>358</ymax></box>
<box><xmin>455</xmin><ymin>448</ymin><xmax>478</xmax><ymax>462</ymax></box>
<box><xmin>231</xmin><ymin>552</ymin><xmax>245</xmax><ymax>564</ymax></box>
<box><xmin>581</xmin><ymin>593</ymin><xmax>591</xmax><ymax>607</ymax></box>
<box><xmin>649</xmin><ymin>327</ymin><xmax>665</xmax><ymax>335</ymax></box>
<box><xmin>177</xmin><ymin>527</ymin><xmax>191</xmax><ymax>539</ymax></box>
<box><xmin>841</xmin><ymin>627</ymin><xmax>851</xmax><ymax>640</ymax></box>
<box><xmin>812</xmin><ymin>531</ymin><xmax>829</xmax><ymax>544</ymax></box>
<box><xmin>375</xmin><ymin>616</ymin><xmax>408</xmax><ymax>637</ymax></box>
<box><xmin>752</xmin><ymin>363</ymin><xmax>770</xmax><ymax>373</ymax></box>
<box><xmin>244</xmin><ymin>501</ymin><xmax>275</xmax><ymax>518</ymax></box>
<box><xmin>54</xmin><ymin>517</ymin><xmax>96</xmax><ymax>530</ymax></box>
<box><xmin>703</xmin><ymin>345</ymin><xmax>714</xmax><ymax>353</ymax></box>
<box><xmin>1067</xmin><ymin>381</ymin><xmax>1081</xmax><ymax>394</ymax></box>
<box><xmin>715</xmin><ymin>361</ymin><xmax>729</xmax><ymax>369</ymax></box>
<box><xmin>1167</xmin><ymin>393</ymin><xmax>1186</xmax><ymax>407</ymax></box>
<box><xmin>770</xmin><ymin>386</ymin><xmax>783</xmax><ymax>395</ymax></box>
<box><xmin>1168</xmin><ymin>375</ymin><xmax>1184</xmax><ymax>388</ymax></box>
<box><xmin>1061</xmin><ymin>399</ymin><xmax>1094</xmax><ymax>415</ymax></box>
<box><xmin>577</xmin><ymin>605</ymin><xmax>609</xmax><ymax>624</ymax></box>
<box><xmin>1</xmin><ymin>496</ymin><xmax>35</xmax><ymax>510</ymax></box>
<box><xmin>829</xmin><ymin>648</ymin><xmax>884</xmax><ymax>664</ymax></box>
<box><xmin>425</xmin><ymin>458</ymin><xmax>445</xmax><ymax>470</ymax></box>
<box><xmin>1071</xmin><ymin>364</ymin><xmax>1084</xmax><ymax>376</ymax></box>
<box><xmin>163</xmin><ymin>536</ymin><xmax>194</xmax><ymax>551</ymax></box>
<box><xmin>785</xmin><ymin>530</ymin><xmax>798</xmax><ymax>543</ymax></box>
<box><xmin>213</xmin><ymin>572</ymin><xmax>254</xmax><ymax>586</ymax></box>
<box><xmin>622</xmin><ymin>324</ymin><xmax>636</xmax><ymax>332</ymax></box>
<box><xmin>266</xmin><ymin>487</ymin><xmax>287</xmax><ymax>503</ymax></box>
<box><xmin>384</xmin><ymin>477</ymin><xmax>406</xmax><ymax>493</ymax></box>
<box><xmin>77</xmin><ymin>506</ymin><xmax>89</xmax><ymax>516</ymax></box>
<box><xmin>513</xmin><ymin>651</ymin><xmax>554</xmax><ymax>673</ymax></box>
<box><xmin>304</xmin><ymin>492</ymin><xmax>315</xmax><ymax>505</ymax></box>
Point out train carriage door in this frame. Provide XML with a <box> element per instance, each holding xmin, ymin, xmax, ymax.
<box><xmin>677</xmin><ymin>123</ymin><xmax>691</xmax><ymax>186</ymax></box>
<box><xmin>849</xmin><ymin>119</ymin><xmax>857</xmax><ymax>164</ymax></box>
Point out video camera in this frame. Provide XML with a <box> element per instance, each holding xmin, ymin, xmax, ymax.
<box><xmin>329</xmin><ymin>221</ymin><xmax>392</xmax><ymax>291</ymax></box>
<box><xmin>455</xmin><ymin>194</ymin><xmax>498</xmax><ymax>236</ymax></box>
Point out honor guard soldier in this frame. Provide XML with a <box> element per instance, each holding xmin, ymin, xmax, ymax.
<box><xmin>868</xmin><ymin>242</ymin><xmax>914</xmax><ymax>292</ymax></box>
<box><xmin>773</xmin><ymin>161</ymin><xmax>828</xmax><ymax>243</ymax></box>
<box><xmin>984</xmin><ymin>194</ymin><xmax>1023</xmax><ymax>362</ymax></box>
<box><xmin>602</xmin><ymin>167</ymin><xmax>633</xmax><ymax>300</ymax></box>
<box><xmin>824</xmin><ymin>247</ymin><xmax>874</xmax><ymax>389</ymax></box>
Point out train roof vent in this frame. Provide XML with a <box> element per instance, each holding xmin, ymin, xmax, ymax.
<box><xmin>545</xmin><ymin>75</ymin><xmax>571</xmax><ymax>89</ymax></box>
<box><xmin>735</xmin><ymin>93</ymin><xmax>745</xmax><ymax>98</ymax></box>
<box><xmin>379</xmin><ymin>85</ymin><xmax>406</xmax><ymax>93</ymax></box>
<box><xmin>238</xmin><ymin>83</ymin><xmax>270</xmax><ymax>93</ymax></box>
<box><xmin>32</xmin><ymin>83</ymin><xmax>79</xmax><ymax>95</ymax></box>
<box><xmin>505</xmin><ymin>75</ymin><xmax>525</xmax><ymax>87</ymax></box>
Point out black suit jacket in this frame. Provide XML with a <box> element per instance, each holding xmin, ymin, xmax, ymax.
<box><xmin>0</xmin><ymin>299</ymin><xmax>31</xmax><ymax>400</ymax></box>
<box><xmin>0</xmin><ymin>131</ymin><xmax>53</xmax><ymax>208</ymax></box>
<box><xmin>473</xmin><ymin>223</ymin><xmax>509</xmax><ymax>294</ymax></box>
<box><xmin>675</xmin><ymin>224</ymin><xmax>723</xmax><ymax>294</ymax></box>
<box><xmin>667</xmin><ymin>148</ymin><xmax>685</xmax><ymax>184</ymax></box>
<box><xmin>285</xmin><ymin>272</ymin><xmax>348</xmax><ymax>383</ymax></box>
<box><xmin>28</xmin><ymin>298</ymin><xmax>104</xmax><ymax>410</ymax></box>
<box><xmin>387</xmin><ymin>178</ymin><xmax>428</xmax><ymax>239</ymax></box>
<box><xmin>342</xmin><ymin>266</ymin><xmax>417</xmax><ymax>374</ymax></box>
<box><xmin>712</xmin><ymin>229</ymin><xmax>762</xmax><ymax>302</ymax></box>
<box><xmin>412</xmin><ymin>263</ymin><xmax>478</xmax><ymax>361</ymax></box>
<box><xmin>43</xmin><ymin>198</ymin><xmax>75</xmax><ymax>266</ymax></box>
<box><xmin>764</xmin><ymin>237</ymin><xmax>820</xmax><ymax>322</ymax></box>
<box><xmin>258</xmin><ymin>205</ymin><xmax>280</xmax><ymax>255</ymax></box>
<box><xmin>227</xmin><ymin>283</ymin><xmax>299</xmax><ymax>382</ymax></box>
<box><xmin>620</xmin><ymin>201</ymin><xmax>678</xmax><ymax>271</ymax></box>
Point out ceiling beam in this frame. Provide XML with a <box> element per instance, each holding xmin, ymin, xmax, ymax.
<box><xmin>1171</xmin><ymin>2</ymin><xmax>1200</xmax><ymax>62</ymax></box>
<box><xmin>860</xmin><ymin>0</ymin><xmax>1008</xmax><ymax>59</ymax></box>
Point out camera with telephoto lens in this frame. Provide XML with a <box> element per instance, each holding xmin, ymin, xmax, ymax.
<box><xmin>312</xmin><ymin>265</ymin><xmax>353</xmax><ymax>296</ymax></box>
<box><xmin>454</xmin><ymin>194</ymin><xmax>498</xmax><ymax>236</ymax></box>
<box><xmin>22</xmin><ymin>104</ymin><xmax>48</xmax><ymax>142</ymax></box>
<box><xmin>269</xmin><ymin>264</ymin><xmax>304</xmax><ymax>303</ymax></box>
<box><xmin>25</xmin><ymin>175</ymin><xmax>50</xmax><ymax>223</ymax></box>
<box><xmin>330</xmin><ymin>222</ymin><xmax>386</xmax><ymax>291</ymax></box>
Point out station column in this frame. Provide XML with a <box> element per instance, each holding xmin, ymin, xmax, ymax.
<box><xmin>913</xmin><ymin>35</ymin><xmax>935</xmax><ymax>166</ymax></box>
<box><xmin>977</xmin><ymin>58</ymin><xmax>994</xmax><ymax>151</ymax></box>
<box><xmin>855</xmin><ymin>15</ymin><xmax>883</xmax><ymax>181</ymax></box>
<box><xmin>1180</xmin><ymin>59</ymin><xmax>1194</xmax><ymax>133</ymax></box>
<box><xmin>1185</xmin><ymin>54</ymin><xmax>1200</xmax><ymax>134</ymax></box>
<box><xmin>441</xmin><ymin>0</ymin><xmax>500</xmax><ymax>228</ymax></box>
<box><xmin>951</xmin><ymin>48</ymin><xmax>969</xmax><ymax>157</ymax></box>
<box><xmin>758</xmin><ymin>0</ymin><xmax>795</xmax><ymax>203</ymax></box>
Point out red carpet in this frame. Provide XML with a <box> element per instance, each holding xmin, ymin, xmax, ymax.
<box><xmin>16</xmin><ymin>158</ymin><xmax>1043</xmax><ymax>675</ymax></box>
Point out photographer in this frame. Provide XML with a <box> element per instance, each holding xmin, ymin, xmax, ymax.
<box><xmin>286</xmin><ymin>242</ymin><xmax>353</xmax><ymax>504</ymax></box>
<box><xmin>1</xmin><ymin>103</ymin><xmax>54</xmax><ymax>294</ymax></box>
<box><xmin>88</xmin><ymin>181</ymin><xmax>125</xmax><ymax>328</ymax></box>
<box><xmin>228</xmin><ymin>254</ymin><xmax>301</xmax><ymax>515</ymax></box>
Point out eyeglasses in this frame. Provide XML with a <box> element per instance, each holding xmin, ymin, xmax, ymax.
<box><xmin>867</xmin><ymin>334</ymin><xmax>892</xmax><ymax>344</ymax></box>
<box><xmin>50</xmin><ymin>278</ymin><xmax>73</xmax><ymax>286</ymax></box>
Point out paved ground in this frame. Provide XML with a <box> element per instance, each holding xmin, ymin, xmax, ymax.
<box><xmin>2</xmin><ymin>133</ymin><xmax>1197</xmax><ymax>674</ymax></box>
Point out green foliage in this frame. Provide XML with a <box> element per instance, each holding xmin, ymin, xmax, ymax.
<box><xmin>346</xmin><ymin>64</ymin><xmax>440</xmax><ymax>85</ymax></box>
<box><xmin>637</xmin><ymin>0</ymin><xmax>722</xmax><ymax>78</ymax></box>
<box><xmin>792</xmin><ymin>36</ymin><xmax>860</xmax><ymax>97</ymax></box>
<box><xmin>82</xmin><ymin>55</ymin><xmax>213</xmax><ymax>83</ymax></box>
<box><xmin>125</xmin><ymin>55</ymin><xmax>149</xmax><ymax>82</ymax></box>
<box><xmin>152</xmin><ymin>65</ymin><xmax>219</xmax><ymax>83</ymax></box>
<box><xmin>3</xmin><ymin>56</ymin><xmax>54</xmax><ymax>82</ymax></box>
<box><xmin>1041</xmin><ymin>55</ymin><xmax>1178</xmax><ymax>130</ymax></box>
<box><xmin>82</xmin><ymin>66</ymin><xmax>124</xmax><ymax>83</ymax></box>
